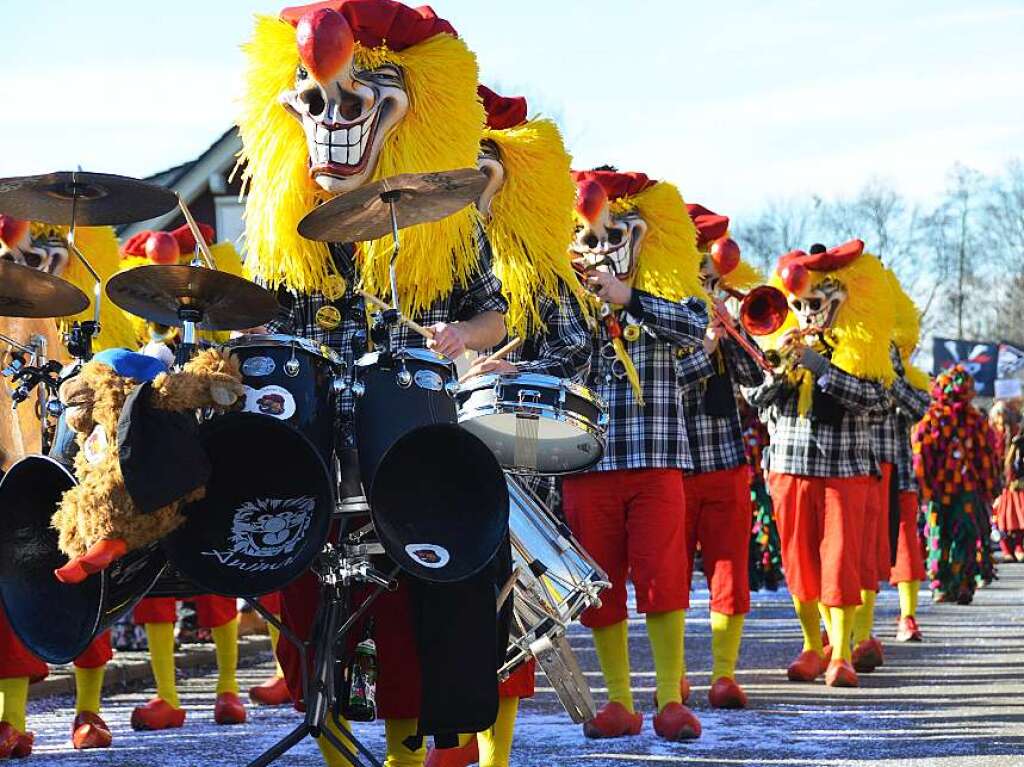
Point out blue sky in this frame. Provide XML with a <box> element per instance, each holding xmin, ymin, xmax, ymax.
<box><xmin>3</xmin><ymin>1</ymin><xmax>1022</xmax><ymax>217</ymax></box>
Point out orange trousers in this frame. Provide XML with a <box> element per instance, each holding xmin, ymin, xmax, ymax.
<box><xmin>863</xmin><ymin>462</ymin><xmax>895</xmax><ymax>587</ymax></box>
<box><xmin>890</xmin><ymin>491</ymin><xmax>926</xmax><ymax>583</ymax></box>
<box><xmin>132</xmin><ymin>595</ymin><xmax>237</xmax><ymax>628</ymax></box>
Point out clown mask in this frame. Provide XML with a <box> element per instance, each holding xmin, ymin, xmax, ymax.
<box><xmin>0</xmin><ymin>216</ymin><xmax>69</xmax><ymax>276</ymax></box>
<box><xmin>788</xmin><ymin>277</ymin><xmax>846</xmax><ymax>332</ymax></box>
<box><xmin>570</xmin><ymin>180</ymin><xmax>647</xmax><ymax>283</ymax></box>
<box><xmin>280</xmin><ymin>7</ymin><xmax>409</xmax><ymax>194</ymax></box>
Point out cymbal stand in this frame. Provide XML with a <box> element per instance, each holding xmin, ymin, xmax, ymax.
<box><xmin>64</xmin><ymin>175</ymin><xmax>102</xmax><ymax>362</ymax></box>
<box><xmin>244</xmin><ymin>542</ymin><xmax>397</xmax><ymax>767</ymax></box>
<box><xmin>366</xmin><ymin>189</ymin><xmax>404</xmax><ymax>355</ymax></box>
<box><xmin>175</xmin><ymin>306</ymin><xmax>203</xmax><ymax>368</ymax></box>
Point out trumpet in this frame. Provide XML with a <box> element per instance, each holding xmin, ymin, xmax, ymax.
<box><xmin>711</xmin><ymin>285</ymin><xmax>790</xmax><ymax>371</ymax></box>
<box><xmin>761</xmin><ymin>326</ymin><xmax>827</xmax><ymax>372</ymax></box>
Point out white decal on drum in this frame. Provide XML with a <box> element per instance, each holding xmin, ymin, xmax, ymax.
<box><xmin>241</xmin><ymin>356</ymin><xmax>276</xmax><ymax>377</ymax></box>
<box><xmin>243</xmin><ymin>385</ymin><xmax>296</xmax><ymax>420</ymax></box>
<box><xmin>404</xmin><ymin>543</ymin><xmax>450</xmax><ymax>569</ymax></box>
<box><xmin>200</xmin><ymin>497</ymin><xmax>314</xmax><ymax>572</ymax></box>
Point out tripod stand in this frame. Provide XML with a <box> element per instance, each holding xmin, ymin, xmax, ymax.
<box><xmin>246</xmin><ymin>540</ymin><xmax>399</xmax><ymax>767</ymax></box>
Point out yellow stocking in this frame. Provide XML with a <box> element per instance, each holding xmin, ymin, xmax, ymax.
<box><xmin>710</xmin><ymin>612</ymin><xmax>745</xmax><ymax>681</ymax></box>
<box><xmin>145</xmin><ymin>622</ymin><xmax>180</xmax><ymax>708</ymax></box>
<box><xmin>592</xmin><ymin>620</ymin><xmax>633</xmax><ymax>712</ymax></box>
<box><xmin>212</xmin><ymin>617</ymin><xmax>240</xmax><ymax>695</ymax></box>
<box><xmin>817</xmin><ymin>602</ymin><xmax>832</xmax><ymax>640</ymax></box>
<box><xmin>74</xmin><ymin>665</ymin><xmax>105</xmax><ymax>714</ymax></box>
<box><xmin>267</xmin><ymin>615</ymin><xmax>285</xmax><ymax>678</ymax></box>
<box><xmin>0</xmin><ymin>677</ymin><xmax>28</xmax><ymax>731</ymax></box>
<box><xmin>645</xmin><ymin>610</ymin><xmax>685</xmax><ymax>711</ymax></box>
<box><xmin>897</xmin><ymin>581</ymin><xmax>919</xmax><ymax>619</ymax></box>
<box><xmin>852</xmin><ymin>590</ymin><xmax>877</xmax><ymax>646</ymax></box>
<box><xmin>828</xmin><ymin>607</ymin><xmax>857</xmax><ymax>662</ymax></box>
<box><xmin>792</xmin><ymin>597</ymin><xmax>824</xmax><ymax>655</ymax></box>
<box><xmin>478</xmin><ymin>696</ymin><xmax>518</xmax><ymax>767</ymax></box>
<box><xmin>384</xmin><ymin>718</ymin><xmax>425</xmax><ymax>767</ymax></box>
<box><xmin>316</xmin><ymin>711</ymin><xmax>357</xmax><ymax>767</ymax></box>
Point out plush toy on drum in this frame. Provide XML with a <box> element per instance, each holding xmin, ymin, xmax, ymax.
<box><xmin>51</xmin><ymin>347</ymin><xmax>244</xmax><ymax>584</ymax></box>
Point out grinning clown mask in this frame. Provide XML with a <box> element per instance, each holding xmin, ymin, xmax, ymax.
<box><xmin>775</xmin><ymin>241</ymin><xmax>862</xmax><ymax>332</ymax></box>
<box><xmin>570</xmin><ymin>172</ymin><xmax>652</xmax><ymax>283</ymax></box>
<box><xmin>0</xmin><ymin>216</ymin><xmax>70</xmax><ymax>276</ymax></box>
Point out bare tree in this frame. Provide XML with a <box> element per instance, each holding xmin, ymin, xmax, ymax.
<box><xmin>733</xmin><ymin>198</ymin><xmax>821</xmax><ymax>273</ymax></box>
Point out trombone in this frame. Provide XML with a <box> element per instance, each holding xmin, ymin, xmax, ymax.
<box><xmin>711</xmin><ymin>285</ymin><xmax>790</xmax><ymax>371</ymax></box>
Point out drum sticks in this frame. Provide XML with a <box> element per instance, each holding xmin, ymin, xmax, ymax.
<box><xmin>458</xmin><ymin>337</ymin><xmax>523</xmax><ymax>383</ymax></box>
<box><xmin>358</xmin><ymin>289</ymin><xmax>435</xmax><ymax>339</ymax></box>
<box><xmin>177</xmin><ymin>196</ymin><xmax>217</xmax><ymax>270</ymax></box>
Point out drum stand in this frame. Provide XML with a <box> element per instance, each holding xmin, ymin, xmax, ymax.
<box><xmin>245</xmin><ymin>541</ymin><xmax>398</xmax><ymax>767</ymax></box>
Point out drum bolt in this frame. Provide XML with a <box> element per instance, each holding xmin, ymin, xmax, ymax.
<box><xmin>351</xmin><ymin>381</ymin><xmax>366</xmax><ymax>398</ymax></box>
<box><xmin>332</xmin><ymin>377</ymin><xmax>349</xmax><ymax>394</ymax></box>
<box><xmin>397</xmin><ymin>368</ymin><xmax>412</xmax><ymax>388</ymax></box>
<box><xmin>444</xmin><ymin>381</ymin><xmax>459</xmax><ymax>398</ymax></box>
<box><xmin>46</xmin><ymin>399</ymin><xmax>64</xmax><ymax>416</ymax></box>
<box><xmin>284</xmin><ymin>358</ymin><xmax>301</xmax><ymax>377</ymax></box>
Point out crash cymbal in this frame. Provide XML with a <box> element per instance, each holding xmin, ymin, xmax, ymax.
<box><xmin>0</xmin><ymin>260</ymin><xmax>89</xmax><ymax>318</ymax></box>
<box><xmin>298</xmin><ymin>168</ymin><xmax>488</xmax><ymax>243</ymax></box>
<box><xmin>106</xmin><ymin>265</ymin><xmax>279</xmax><ymax>331</ymax></box>
<box><xmin>0</xmin><ymin>172</ymin><xmax>178</xmax><ymax>226</ymax></box>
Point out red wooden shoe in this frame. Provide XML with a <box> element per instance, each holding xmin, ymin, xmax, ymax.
<box><xmin>787</xmin><ymin>649</ymin><xmax>826</xmax><ymax>682</ymax></box>
<box><xmin>214</xmin><ymin>692</ymin><xmax>247</xmax><ymax>725</ymax></box>
<box><xmin>11</xmin><ymin>730</ymin><xmax>34</xmax><ymax>759</ymax></box>
<box><xmin>652</xmin><ymin>702</ymin><xmax>701</xmax><ymax>741</ymax></box>
<box><xmin>852</xmin><ymin>639</ymin><xmax>883</xmax><ymax>673</ymax></box>
<box><xmin>896</xmin><ymin>616</ymin><xmax>923</xmax><ymax>642</ymax></box>
<box><xmin>0</xmin><ymin>723</ymin><xmax>20</xmax><ymax>759</ymax></box>
<box><xmin>424</xmin><ymin>737</ymin><xmax>479</xmax><ymax>767</ymax></box>
<box><xmin>708</xmin><ymin>677</ymin><xmax>748</xmax><ymax>709</ymax></box>
<box><xmin>72</xmin><ymin>711</ymin><xmax>112</xmax><ymax>749</ymax></box>
<box><xmin>583</xmin><ymin>702</ymin><xmax>643</xmax><ymax>739</ymax></box>
<box><xmin>131</xmin><ymin>698</ymin><xmax>186</xmax><ymax>731</ymax></box>
<box><xmin>825</xmin><ymin>659</ymin><xmax>859</xmax><ymax>688</ymax></box>
<box><xmin>249</xmin><ymin>676</ymin><xmax>291</xmax><ymax>706</ymax></box>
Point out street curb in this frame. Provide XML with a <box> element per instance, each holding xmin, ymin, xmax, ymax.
<box><xmin>28</xmin><ymin>635</ymin><xmax>272</xmax><ymax>701</ymax></box>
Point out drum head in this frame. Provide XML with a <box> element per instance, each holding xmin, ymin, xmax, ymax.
<box><xmin>0</xmin><ymin>456</ymin><xmax>101</xmax><ymax>663</ymax></box>
<box><xmin>162</xmin><ymin>413</ymin><xmax>333</xmax><ymax>597</ymax></box>
<box><xmin>369</xmin><ymin>424</ymin><xmax>509</xmax><ymax>582</ymax></box>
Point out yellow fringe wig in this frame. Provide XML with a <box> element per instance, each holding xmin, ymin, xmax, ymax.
<box><xmin>884</xmin><ymin>265</ymin><xmax>931</xmax><ymax>391</ymax></box>
<box><xmin>237</xmin><ymin>15</ymin><xmax>485</xmax><ymax>316</ymax></box>
<box><xmin>765</xmin><ymin>250</ymin><xmax>896</xmax><ymax>414</ymax></box>
<box><xmin>599</xmin><ymin>181</ymin><xmax>708</xmax><ymax>308</ymax></box>
<box><xmin>483</xmin><ymin>117</ymin><xmax>586</xmax><ymax>339</ymax></box>
<box><xmin>27</xmin><ymin>223</ymin><xmax>139</xmax><ymax>352</ymax></box>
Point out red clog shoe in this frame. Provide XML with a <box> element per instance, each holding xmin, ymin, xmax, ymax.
<box><xmin>249</xmin><ymin>676</ymin><xmax>291</xmax><ymax>706</ymax></box>
<box><xmin>708</xmin><ymin>677</ymin><xmax>748</xmax><ymax>709</ymax></box>
<box><xmin>0</xmin><ymin>723</ymin><xmax>20</xmax><ymax>759</ymax></box>
<box><xmin>214</xmin><ymin>692</ymin><xmax>247</xmax><ymax>725</ymax></box>
<box><xmin>852</xmin><ymin>639</ymin><xmax>883</xmax><ymax>673</ymax></box>
<box><xmin>825</xmin><ymin>659</ymin><xmax>859</xmax><ymax>687</ymax></box>
<box><xmin>11</xmin><ymin>730</ymin><xmax>34</xmax><ymax>759</ymax></box>
<box><xmin>582</xmin><ymin>702</ymin><xmax>643</xmax><ymax>739</ymax></box>
<box><xmin>424</xmin><ymin>737</ymin><xmax>479</xmax><ymax>767</ymax></box>
<box><xmin>870</xmin><ymin>637</ymin><xmax>885</xmax><ymax>667</ymax></box>
<box><xmin>652</xmin><ymin>702</ymin><xmax>701</xmax><ymax>741</ymax></box>
<box><xmin>896</xmin><ymin>616</ymin><xmax>923</xmax><ymax>642</ymax></box>
<box><xmin>131</xmin><ymin>698</ymin><xmax>186</xmax><ymax>731</ymax></box>
<box><xmin>787</xmin><ymin>649</ymin><xmax>826</xmax><ymax>682</ymax></box>
<box><xmin>72</xmin><ymin>711</ymin><xmax>112</xmax><ymax>749</ymax></box>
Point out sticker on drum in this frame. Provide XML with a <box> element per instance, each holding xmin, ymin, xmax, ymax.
<box><xmin>243</xmin><ymin>385</ymin><xmax>296</xmax><ymax>420</ymax></box>
<box><xmin>414</xmin><ymin>369</ymin><xmax>444</xmax><ymax>391</ymax></box>
<box><xmin>404</xmin><ymin>543</ymin><xmax>450</xmax><ymax>569</ymax></box>
<box><xmin>201</xmin><ymin>496</ymin><xmax>315</xmax><ymax>569</ymax></box>
<box><xmin>241</xmin><ymin>356</ymin><xmax>276</xmax><ymax>377</ymax></box>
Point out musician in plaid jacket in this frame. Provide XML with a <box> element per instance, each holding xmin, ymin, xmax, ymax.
<box><xmin>563</xmin><ymin>169</ymin><xmax>708</xmax><ymax>742</ymax></box>
<box><xmin>747</xmin><ymin>240</ymin><xmax>895</xmax><ymax>689</ymax></box>
<box><xmin>672</xmin><ymin>205</ymin><xmax>766</xmax><ymax>710</ymax></box>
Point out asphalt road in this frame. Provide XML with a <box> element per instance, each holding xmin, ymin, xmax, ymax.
<box><xmin>24</xmin><ymin>567</ymin><xmax>1024</xmax><ymax>767</ymax></box>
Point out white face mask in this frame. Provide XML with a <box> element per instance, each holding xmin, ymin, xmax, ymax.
<box><xmin>789</xmin><ymin>278</ymin><xmax>846</xmax><ymax>330</ymax></box>
<box><xmin>570</xmin><ymin>207</ymin><xmax>648</xmax><ymax>282</ymax></box>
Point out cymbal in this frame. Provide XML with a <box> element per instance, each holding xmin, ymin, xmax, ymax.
<box><xmin>0</xmin><ymin>172</ymin><xmax>178</xmax><ymax>226</ymax></box>
<box><xmin>298</xmin><ymin>168</ymin><xmax>488</xmax><ymax>243</ymax></box>
<box><xmin>0</xmin><ymin>260</ymin><xmax>89</xmax><ymax>318</ymax></box>
<box><xmin>106</xmin><ymin>265</ymin><xmax>279</xmax><ymax>331</ymax></box>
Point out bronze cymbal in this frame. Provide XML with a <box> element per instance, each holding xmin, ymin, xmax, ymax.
<box><xmin>297</xmin><ymin>168</ymin><xmax>488</xmax><ymax>243</ymax></box>
<box><xmin>106</xmin><ymin>265</ymin><xmax>279</xmax><ymax>331</ymax></box>
<box><xmin>0</xmin><ymin>260</ymin><xmax>89</xmax><ymax>318</ymax></box>
<box><xmin>0</xmin><ymin>172</ymin><xmax>178</xmax><ymax>226</ymax></box>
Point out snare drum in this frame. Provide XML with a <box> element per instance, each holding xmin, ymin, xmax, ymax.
<box><xmin>457</xmin><ymin>373</ymin><xmax>607</xmax><ymax>475</ymax></box>
<box><xmin>502</xmin><ymin>475</ymin><xmax>609</xmax><ymax>722</ymax></box>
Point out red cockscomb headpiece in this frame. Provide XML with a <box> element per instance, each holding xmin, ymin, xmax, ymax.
<box><xmin>280</xmin><ymin>0</ymin><xmax>457</xmax><ymax>51</ymax></box>
<box><xmin>0</xmin><ymin>215</ymin><xmax>29</xmax><ymax>249</ymax></box>
<box><xmin>571</xmin><ymin>170</ymin><xmax>655</xmax><ymax>204</ymax></box>
<box><xmin>479</xmin><ymin>85</ymin><xmax>528</xmax><ymax>131</ymax></box>
<box><xmin>686</xmin><ymin>204</ymin><xmax>729</xmax><ymax>250</ymax></box>
<box><xmin>775</xmin><ymin>239</ymin><xmax>865</xmax><ymax>294</ymax></box>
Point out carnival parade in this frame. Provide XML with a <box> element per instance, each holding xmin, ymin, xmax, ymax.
<box><xmin>0</xmin><ymin>2</ymin><xmax>1022</xmax><ymax>766</ymax></box>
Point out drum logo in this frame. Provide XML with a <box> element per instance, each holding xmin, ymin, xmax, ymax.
<box><xmin>241</xmin><ymin>356</ymin><xmax>276</xmax><ymax>377</ymax></box>
<box><xmin>201</xmin><ymin>497</ymin><xmax>314</xmax><ymax>571</ymax></box>
<box><xmin>243</xmin><ymin>385</ymin><xmax>297</xmax><ymax>421</ymax></box>
<box><xmin>404</xmin><ymin>543</ymin><xmax>450</xmax><ymax>569</ymax></box>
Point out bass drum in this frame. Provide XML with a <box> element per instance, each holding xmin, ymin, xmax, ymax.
<box><xmin>161</xmin><ymin>413</ymin><xmax>333</xmax><ymax>598</ymax></box>
<box><xmin>0</xmin><ymin>455</ymin><xmax>165</xmax><ymax>664</ymax></box>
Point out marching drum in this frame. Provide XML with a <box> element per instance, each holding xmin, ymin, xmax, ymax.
<box><xmin>353</xmin><ymin>348</ymin><xmax>509</xmax><ymax>582</ymax></box>
<box><xmin>502</xmin><ymin>475</ymin><xmax>609</xmax><ymax>722</ymax></box>
<box><xmin>0</xmin><ymin>455</ymin><xmax>166</xmax><ymax>663</ymax></box>
<box><xmin>457</xmin><ymin>373</ymin><xmax>608</xmax><ymax>475</ymax></box>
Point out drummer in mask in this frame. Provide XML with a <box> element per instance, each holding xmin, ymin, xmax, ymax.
<box><xmin>425</xmin><ymin>86</ymin><xmax>591</xmax><ymax>767</ymax></box>
<box><xmin>238</xmin><ymin>3</ymin><xmax>507</xmax><ymax>766</ymax></box>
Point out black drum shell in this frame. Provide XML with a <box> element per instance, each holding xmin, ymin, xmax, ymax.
<box><xmin>0</xmin><ymin>456</ymin><xmax>165</xmax><ymax>664</ymax></box>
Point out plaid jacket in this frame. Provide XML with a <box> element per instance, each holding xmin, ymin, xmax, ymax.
<box><xmin>583</xmin><ymin>290</ymin><xmax>708</xmax><ymax>472</ymax></box>
<box><xmin>676</xmin><ymin>334</ymin><xmax>765</xmax><ymax>474</ymax></box>
<box><xmin>504</xmin><ymin>281</ymin><xmax>592</xmax><ymax>382</ymax></box>
<box><xmin>890</xmin><ymin>375</ymin><xmax>932</xmax><ymax>492</ymax></box>
<box><xmin>265</xmin><ymin>240</ymin><xmax>508</xmax><ymax>448</ymax></box>
<box><xmin>745</xmin><ymin>361</ymin><xmax>887</xmax><ymax>478</ymax></box>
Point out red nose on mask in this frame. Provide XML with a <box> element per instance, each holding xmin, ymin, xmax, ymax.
<box><xmin>296</xmin><ymin>7</ymin><xmax>355</xmax><ymax>84</ymax></box>
<box><xmin>575</xmin><ymin>180</ymin><xmax>608</xmax><ymax>225</ymax></box>
<box><xmin>0</xmin><ymin>215</ymin><xmax>29</xmax><ymax>249</ymax></box>
<box><xmin>780</xmin><ymin>263</ymin><xmax>809</xmax><ymax>295</ymax></box>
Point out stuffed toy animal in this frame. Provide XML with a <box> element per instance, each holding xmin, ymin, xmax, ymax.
<box><xmin>52</xmin><ymin>347</ymin><xmax>244</xmax><ymax>584</ymax></box>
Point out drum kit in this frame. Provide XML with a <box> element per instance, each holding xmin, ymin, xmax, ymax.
<box><xmin>0</xmin><ymin>167</ymin><xmax>610</xmax><ymax>765</ymax></box>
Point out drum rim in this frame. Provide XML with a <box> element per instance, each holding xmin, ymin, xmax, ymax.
<box><xmin>223</xmin><ymin>333</ymin><xmax>343</xmax><ymax>365</ymax></box>
<box><xmin>457</xmin><ymin>372</ymin><xmax>608</xmax><ymax>413</ymax></box>
<box><xmin>355</xmin><ymin>347</ymin><xmax>454</xmax><ymax>370</ymax></box>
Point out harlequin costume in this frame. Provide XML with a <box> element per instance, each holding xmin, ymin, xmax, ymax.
<box><xmin>746</xmin><ymin>240</ymin><xmax>894</xmax><ymax>688</ymax></box>
<box><xmin>238</xmin><ymin>3</ymin><xmax>509</xmax><ymax>765</ymax></box>
<box><xmin>912</xmin><ymin>366</ymin><xmax>998</xmax><ymax>605</ymax></box>
<box><xmin>673</xmin><ymin>204</ymin><xmax>765</xmax><ymax>709</ymax></box>
<box><xmin>0</xmin><ymin>219</ymin><xmax>139</xmax><ymax>755</ymax></box>
<box><xmin>740</xmin><ymin>399</ymin><xmax>784</xmax><ymax>593</ymax></box>
<box><xmin>425</xmin><ymin>86</ymin><xmax>591</xmax><ymax>767</ymax></box>
<box><xmin>563</xmin><ymin>168</ymin><xmax>708</xmax><ymax>741</ymax></box>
